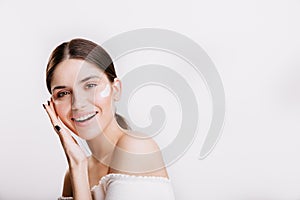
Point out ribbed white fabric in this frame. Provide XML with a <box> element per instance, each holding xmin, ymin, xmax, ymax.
<box><xmin>58</xmin><ymin>173</ymin><xmax>176</xmax><ymax>200</ymax></box>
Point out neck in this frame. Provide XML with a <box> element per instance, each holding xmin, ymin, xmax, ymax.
<box><xmin>86</xmin><ymin>117</ymin><xmax>125</xmax><ymax>167</ymax></box>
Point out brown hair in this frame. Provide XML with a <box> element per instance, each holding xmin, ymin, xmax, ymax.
<box><xmin>46</xmin><ymin>38</ymin><xmax>130</xmax><ymax>130</ymax></box>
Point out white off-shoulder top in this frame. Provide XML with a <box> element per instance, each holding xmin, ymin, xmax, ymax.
<box><xmin>58</xmin><ymin>173</ymin><xmax>176</xmax><ymax>200</ymax></box>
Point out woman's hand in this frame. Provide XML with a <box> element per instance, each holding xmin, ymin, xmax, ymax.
<box><xmin>43</xmin><ymin>99</ymin><xmax>93</xmax><ymax>199</ymax></box>
<box><xmin>43</xmin><ymin>99</ymin><xmax>87</xmax><ymax>169</ymax></box>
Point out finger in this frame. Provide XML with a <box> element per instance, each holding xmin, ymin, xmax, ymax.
<box><xmin>54</xmin><ymin>124</ymin><xmax>80</xmax><ymax>157</ymax></box>
<box><xmin>43</xmin><ymin>99</ymin><xmax>80</xmax><ymax>146</ymax></box>
<box><xmin>43</xmin><ymin>101</ymin><xmax>59</xmax><ymax>125</ymax></box>
<box><xmin>49</xmin><ymin>98</ymin><xmax>58</xmax><ymax>116</ymax></box>
<box><xmin>43</xmin><ymin>101</ymin><xmax>72</xmax><ymax>142</ymax></box>
<box><xmin>52</xmin><ymin>125</ymin><xmax>85</xmax><ymax>166</ymax></box>
<box><xmin>54</xmin><ymin>124</ymin><xmax>78</xmax><ymax>144</ymax></box>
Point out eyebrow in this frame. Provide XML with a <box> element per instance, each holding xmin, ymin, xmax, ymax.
<box><xmin>51</xmin><ymin>86</ymin><xmax>67</xmax><ymax>93</ymax></box>
<box><xmin>51</xmin><ymin>75</ymin><xmax>102</xmax><ymax>93</ymax></box>
<box><xmin>79</xmin><ymin>75</ymin><xmax>101</xmax><ymax>83</ymax></box>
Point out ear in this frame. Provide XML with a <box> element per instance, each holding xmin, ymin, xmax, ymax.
<box><xmin>112</xmin><ymin>78</ymin><xmax>122</xmax><ymax>101</ymax></box>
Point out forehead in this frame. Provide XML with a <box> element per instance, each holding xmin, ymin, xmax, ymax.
<box><xmin>51</xmin><ymin>59</ymin><xmax>106</xmax><ymax>87</ymax></box>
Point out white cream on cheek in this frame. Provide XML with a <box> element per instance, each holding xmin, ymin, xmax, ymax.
<box><xmin>100</xmin><ymin>84</ymin><xmax>111</xmax><ymax>97</ymax></box>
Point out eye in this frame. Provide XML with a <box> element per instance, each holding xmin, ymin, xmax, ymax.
<box><xmin>85</xmin><ymin>83</ymin><xmax>97</xmax><ymax>89</ymax></box>
<box><xmin>57</xmin><ymin>91</ymin><xmax>71</xmax><ymax>98</ymax></box>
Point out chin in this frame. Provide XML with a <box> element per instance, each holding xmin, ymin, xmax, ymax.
<box><xmin>76</xmin><ymin>127</ymin><xmax>103</xmax><ymax>141</ymax></box>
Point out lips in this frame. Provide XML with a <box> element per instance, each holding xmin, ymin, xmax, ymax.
<box><xmin>71</xmin><ymin>111</ymin><xmax>98</xmax><ymax>122</ymax></box>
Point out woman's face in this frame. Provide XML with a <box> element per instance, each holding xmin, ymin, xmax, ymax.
<box><xmin>50</xmin><ymin>59</ymin><xmax>120</xmax><ymax>140</ymax></box>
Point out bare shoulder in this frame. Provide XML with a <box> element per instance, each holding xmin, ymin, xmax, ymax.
<box><xmin>109</xmin><ymin>132</ymin><xmax>169</xmax><ymax>178</ymax></box>
<box><xmin>117</xmin><ymin>132</ymin><xmax>161</xmax><ymax>153</ymax></box>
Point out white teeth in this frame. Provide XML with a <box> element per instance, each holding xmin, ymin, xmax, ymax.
<box><xmin>74</xmin><ymin>112</ymin><xmax>96</xmax><ymax>122</ymax></box>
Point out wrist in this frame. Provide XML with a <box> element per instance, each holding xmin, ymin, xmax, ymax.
<box><xmin>69</xmin><ymin>161</ymin><xmax>88</xmax><ymax>172</ymax></box>
<box><xmin>69</xmin><ymin>164</ymin><xmax>89</xmax><ymax>183</ymax></box>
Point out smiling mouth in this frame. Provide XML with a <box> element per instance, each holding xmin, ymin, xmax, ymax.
<box><xmin>71</xmin><ymin>111</ymin><xmax>98</xmax><ymax>123</ymax></box>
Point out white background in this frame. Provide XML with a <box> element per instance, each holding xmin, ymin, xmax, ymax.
<box><xmin>0</xmin><ymin>0</ymin><xmax>300</xmax><ymax>199</ymax></box>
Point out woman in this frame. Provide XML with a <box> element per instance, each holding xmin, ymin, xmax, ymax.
<box><xmin>42</xmin><ymin>38</ymin><xmax>175</xmax><ymax>200</ymax></box>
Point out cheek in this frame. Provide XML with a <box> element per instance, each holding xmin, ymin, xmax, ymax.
<box><xmin>100</xmin><ymin>84</ymin><xmax>111</xmax><ymax>98</ymax></box>
<box><xmin>94</xmin><ymin>84</ymin><xmax>113</xmax><ymax>107</ymax></box>
<box><xmin>54</xmin><ymin>103</ymin><xmax>76</xmax><ymax>132</ymax></box>
<box><xmin>54</xmin><ymin>103</ymin><xmax>70</xmax><ymax>119</ymax></box>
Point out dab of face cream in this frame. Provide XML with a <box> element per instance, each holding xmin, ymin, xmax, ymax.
<box><xmin>100</xmin><ymin>84</ymin><xmax>111</xmax><ymax>97</ymax></box>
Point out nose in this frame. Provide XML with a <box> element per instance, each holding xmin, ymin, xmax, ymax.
<box><xmin>71</xmin><ymin>90</ymin><xmax>87</xmax><ymax>111</ymax></box>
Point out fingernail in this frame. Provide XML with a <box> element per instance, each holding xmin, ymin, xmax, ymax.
<box><xmin>55</xmin><ymin>125</ymin><xmax>61</xmax><ymax>132</ymax></box>
<box><xmin>42</xmin><ymin>104</ymin><xmax>46</xmax><ymax>109</ymax></box>
<box><xmin>47</xmin><ymin>101</ymin><xmax>50</xmax><ymax>106</ymax></box>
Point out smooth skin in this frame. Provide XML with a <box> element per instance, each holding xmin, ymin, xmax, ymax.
<box><xmin>43</xmin><ymin>59</ymin><xmax>168</xmax><ymax>199</ymax></box>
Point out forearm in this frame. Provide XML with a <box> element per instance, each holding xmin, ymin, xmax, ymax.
<box><xmin>69</xmin><ymin>164</ymin><xmax>92</xmax><ymax>200</ymax></box>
